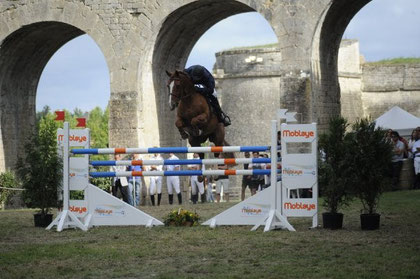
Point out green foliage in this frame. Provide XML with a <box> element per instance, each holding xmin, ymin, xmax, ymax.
<box><xmin>16</xmin><ymin>117</ymin><xmax>62</xmax><ymax>215</ymax></box>
<box><xmin>0</xmin><ymin>171</ymin><xmax>20</xmax><ymax>209</ymax></box>
<box><xmin>89</xmin><ymin>166</ymin><xmax>112</xmax><ymax>192</ymax></box>
<box><xmin>348</xmin><ymin>118</ymin><xmax>393</xmax><ymax>214</ymax></box>
<box><xmin>368</xmin><ymin>57</ymin><xmax>420</xmax><ymax>65</ymax></box>
<box><xmin>318</xmin><ymin>116</ymin><xmax>354</xmax><ymax>213</ymax></box>
<box><xmin>163</xmin><ymin>208</ymin><xmax>200</xmax><ymax>226</ymax></box>
<box><xmin>87</xmin><ymin>106</ymin><xmax>109</xmax><ymax>149</ymax></box>
<box><xmin>34</xmin><ymin>106</ymin><xmax>112</xmax><ymax>192</ymax></box>
<box><xmin>87</xmin><ymin>106</ymin><xmax>111</xmax><ymax>191</ymax></box>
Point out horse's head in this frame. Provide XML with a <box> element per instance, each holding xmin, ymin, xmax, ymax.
<box><xmin>166</xmin><ymin>70</ymin><xmax>191</xmax><ymax>111</ymax></box>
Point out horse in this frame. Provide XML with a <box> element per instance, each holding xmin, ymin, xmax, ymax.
<box><xmin>166</xmin><ymin>70</ymin><xmax>233</xmax><ymax>159</ymax></box>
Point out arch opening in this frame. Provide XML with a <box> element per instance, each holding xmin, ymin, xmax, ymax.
<box><xmin>0</xmin><ymin>21</ymin><xmax>84</xmax><ymax>170</ymax></box>
<box><xmin>311</xmin><ymin>0</ymin><xmax>371</xmax><ymax>129</ymax></box>
<box><xmin>152</xmin><ymin>0</ymin><xmax>254</xmax><ymax>147</ymax></box>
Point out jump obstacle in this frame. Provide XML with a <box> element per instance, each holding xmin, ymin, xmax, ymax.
<box><xmin>47</xmin><ymin>119</ymin><xmax>318</xmax><ymax>232</ymax></box>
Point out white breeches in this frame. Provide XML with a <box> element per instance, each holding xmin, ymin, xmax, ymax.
<box><xmin>191</xmin><ymin>176</ymin><xmax>204</xmax><ymax>195</ymax></box>
<box><xmin>167</xmin><ymin>176</ymin><xmax>180</xmax><ymax>195</ymax></box>
<box><xmin>149</xmin><ymin>176</ymin><xmax>162</xmax><ymax>195</ymax></box>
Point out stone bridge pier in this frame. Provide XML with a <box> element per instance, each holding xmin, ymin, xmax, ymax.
<box><xmin>0</xmin><ymin>0</ymin><xmax>371</xmax><ymax>171</ymax></box>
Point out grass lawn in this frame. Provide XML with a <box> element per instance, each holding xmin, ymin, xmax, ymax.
<box><xmin>0</xmin><ymin>190</ymin><xmax>419</xmax><ymax>279</ymax></box>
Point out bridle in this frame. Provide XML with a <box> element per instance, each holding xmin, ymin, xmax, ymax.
<box><xmin>167</xmin><ymin>72</ymin><xmax>193</xmax><ymax>103</ymax></box>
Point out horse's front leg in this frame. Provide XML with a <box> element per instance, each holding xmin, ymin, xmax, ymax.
<box><xmin>175</xmin><ymin>116</ymin><xmax>189</xmax><ymax>139</ymax></box>
<box><xmin>191</xmin><ymin>112</ymin><xmax>209</xmax><ymax>132</ymax></box>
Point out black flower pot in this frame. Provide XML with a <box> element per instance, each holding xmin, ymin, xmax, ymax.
<box><xmin>322</xmin><ymin>212</ymin><xmax>343</xmax><ymax>229</ymax></box>
<box><xmin>360</xmin><ymin>213</ymin><xmax>380</xmax><ymax>230</ymax></box>
<box><xmin>34</xmin><ymin>213</ymin><xmax>53</xmax><ymax>227</ymax></box>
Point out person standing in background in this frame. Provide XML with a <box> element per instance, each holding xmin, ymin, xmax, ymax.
<box><xmin>215</xmin><ymin>153</ymin><xmax>230</xmax><ymax>203</ymax></box>
<box><xmin>111</xmin><ymin>154</ymin><xmax>131</xmax><ymax>204</ymax></box>
<box><xmin>128</xmin><ymin>153</ymin><xmax>142</xmax><ymax>206</ymax></box>
<box><xmin>189</xmin><ymin>153</ymin><xmax>205</xmax><ymax>204</ymax></box>
<box><xmin>149</xmin><ymin>152</ymin><xmax>163</xmax><ymax>206</ymax></box>
<box><xmin>241</xmin><ymin>152</ymin><xmax>252</xmax><ymax>201</ymax></box>
<box><xmin>166</xmin><ymin>153</ymin><xmax>182</xmax><ymax>204</ymax></box>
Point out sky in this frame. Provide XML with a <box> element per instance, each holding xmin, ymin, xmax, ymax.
<box><xmin>36</xmin><ymin>0</ymin><xmax>420</xmax><ymax>112</ymax></box>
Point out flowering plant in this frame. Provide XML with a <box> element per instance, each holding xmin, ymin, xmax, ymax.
<box><xmin>163</xmin><ymin>208</ymin><xmax>200</xmax><ymax>226</ymax></box>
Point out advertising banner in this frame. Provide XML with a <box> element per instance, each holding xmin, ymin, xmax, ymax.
<box><xmin>281</xmin><ymin>123</ymin><xmax>318</xmax><ymax>223</ymax></box>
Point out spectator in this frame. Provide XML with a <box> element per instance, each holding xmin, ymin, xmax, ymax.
<box><xmin>241</xmin><ymin>152</ymin><xmax>252</xmax><ymax>201</ymax></box>
<box><xmin>149</xmin><ymin>153</ymin><xmax>163</xmax><ymax>206</ymax></box>
<box><xmin>248</xmin><ymin>151</ymin><xmax>263</xmax><ymax>196</ymax></box>
<box><xmin>408</xmin><ymin>129</ymin><xmax>417</xmax><ymax>158</ymax></box>
<box><xmin>412</xmin><ymin>127</ymin><xmax>420</xmax><ymax>189</ymax></box>
<box><xmin>398</xmin><ymin>134</ymin><xmax>409</xmax><ymax>158</ymax></box>
<box><xmin>165</xmin><ymin>153</ymin><xmax>182</xmax><ymax>204</ymax></box>
<box><xmin>206</xmin><ymin>176</ymin><xmax>215</xmax><ymax>202</ymax></box>
<box><xmin>188</xmin><ymin>153</ymin><xmax>205</xmax><ymax>204</ymax></box>
<box><xmin>215</xmin><ymin>153</ymin><xmax>230</xmax><ymax>202</ymax></box>
<box><xmin>262</xmin><ymin>153</ymin><xmax>270</xmax><ymax>190</ymax></box>
<box><xmin>391</xmin><ymin>131</ymin><xmax>405</xmax><ymax>190</ymax></box>
<box><xmin>128</xmin><ymin>153</ymin><xmax>142</xmax><ymax>206</ymax></box>
<box><xmin>111</xmin><ymin>154</ymin><xmax>131</xmax><ymax>204</ymax></box>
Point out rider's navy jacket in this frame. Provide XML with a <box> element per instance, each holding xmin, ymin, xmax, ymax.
<box><xmin>185</xmin><ymin>65</ymin><xmax>215</xmax><ymax>95</ymax></box>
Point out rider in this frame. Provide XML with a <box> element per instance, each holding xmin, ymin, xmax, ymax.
<box><xmin>185</xmin><ymin>65</ymin><xmax>231</xmax><ymax>126</ymax></box>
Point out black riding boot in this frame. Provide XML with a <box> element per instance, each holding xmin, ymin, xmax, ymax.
<box><xmin>158</xmin><ymin>193</ymin><xmax>162</xmax><ymax>206</ymax></box>
<box><xmin>201</xmin><ymin>193</ymin><xmax>206</xmax><ymax>203</ymax></box>
<box><xmin>208</xmin><ymin>95</ymin><xmax>231</xmax><ymax>126</ymax></box>
<box><xmin>177</xmin><ymin>193</ymin><xmax>182</xmax><ymax>204</ymax></box>
<box><xmin>192</xmin><ymin>194</ymin><xmax>198</xmax><ymax>204</ymax></box>
<box><xmin>150</xmin><ymin>195</ymin><xmax>155</xmax><ymax>206</ymax></box>
<box><xmin>168</xmin><ymin>194</ymin><xmax>173</xmax><ymax>205</ymax></box>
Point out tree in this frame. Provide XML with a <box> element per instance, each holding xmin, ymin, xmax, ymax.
<box><xmin>349</xmin><ymin>118</ymin><xmax>393</xmax><ymax>214</ymax></box>
<box><xmin>318</xmin><ymin>116</ymin><xmax>354</xmax><ymax>214</ymax></box>
<box><xmin>88</xmin><ymin>106</ymin><xmax>111</xmax><ymax>191</ymax></box>
<box><xmin>16</xmin><ymin>117</ymin><xmax>62</xmax><ymax>216</ymax></box>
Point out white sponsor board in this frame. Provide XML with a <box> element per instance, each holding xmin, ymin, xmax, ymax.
<box><xmin>281</xmin><ymin>123</ymin><xmax>318</xmax><ymax>227</ymax></box>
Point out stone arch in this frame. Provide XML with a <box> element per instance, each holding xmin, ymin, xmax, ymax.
<box><xmin>150</xmin><ymin>0</ymin><xmax>280</xmax><ymax>147</ymax></box>
<box><xmin>310</xmin><ymin>0</ymin><xmax>371</xmax><ymax>130</ymax></box>
<box><xmin>0</xmin><ymin>1</ymin><xmax>114</xmax><ymax>171</ymax></box>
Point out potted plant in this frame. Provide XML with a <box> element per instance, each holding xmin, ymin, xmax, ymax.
<box><xmin>163</xmin><ymin>208</ymin><xmax>200</xmax><ymax>226</ymax></box>
<box><xmin>349</xmin><ymin>118</ymin><xmax>393</xmax><ymax>230</ymax></box>
<box><xmin>16</xmin><ymin>117</ymin><xmax>62</xmax><ymax>227</ymax></box>
<box><xmin>318</xmin><ymin>116</ymin><xmax>354</xmax><ymax>229</ymax></box>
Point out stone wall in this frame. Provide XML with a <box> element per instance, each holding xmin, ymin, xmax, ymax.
<box><xmin>361</xmin><ymin>64</ymin><xmax>420</xmax><ymax>119</ymax></box>
<box><xmin>338</xmin><ymin>39</ymin><xmax>364</xmax><ymax>123</ymax></box>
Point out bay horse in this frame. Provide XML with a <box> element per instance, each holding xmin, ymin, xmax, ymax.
<box><xmin>166</xmin><ymin>70</ymin><xmax>233</xmax><ymax>159</ymax></box>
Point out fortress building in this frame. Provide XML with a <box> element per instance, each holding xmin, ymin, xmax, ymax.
<box><xmin>214</xmin><ymin>40</ymin><xmax>420</xmax><ymax>147</ymax></box>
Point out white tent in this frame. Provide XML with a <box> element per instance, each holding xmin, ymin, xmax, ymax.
<box><xmin>375</xmin><ymin>106</ymin><xmax>420</xmax><ymax>137</ymax></box>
